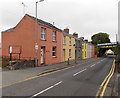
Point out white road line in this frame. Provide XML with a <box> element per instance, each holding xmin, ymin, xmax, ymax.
<box><xmin>73</xmin><ymin>69</ymin><xmax>87</xmax><ymax>76</ymax></box>
<box><xmin>30</xmin><ymin>81</ymin><xmax>62</xmax><ymax>98</ymax></box>
<box><xmin>90</xmin><ymin>64</ymin><xmax>96</xmax><ymax>67</ymax></box>
<box><xmin>97</xmin><ymin>61</ymin><xmax>100</xmax><ymax>64</ymax></box>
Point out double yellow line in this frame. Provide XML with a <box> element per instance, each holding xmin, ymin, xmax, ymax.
<box><xmin>95</xmin><ymin>59</ymin><xmax>115</xmax><ymax>98</ymax></box>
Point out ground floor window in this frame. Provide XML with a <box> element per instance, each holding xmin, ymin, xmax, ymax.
<box><xmin>52</xmin><ymin>47</ymin><xmax>56</xmax><ymax>57</ymax></box>
<box><xmin>69</xmin><ymin>49</ymin><xmax>71</xmax><ymax>57</ymax></box>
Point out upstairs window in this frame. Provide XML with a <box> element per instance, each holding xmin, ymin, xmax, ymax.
<box><xmin>69</xmin><ymin>37</ymin><xmax>72</xmax><ymax>45</ymax></box>
<box><xmin>63</xmin><ymin>36</ymin><xmax>66</xmax><ymax>44</ymax></box>
<box><xmin>52</xmin><ymin>31</ymin><xmax>56</xmax><ymax>41</ymax></box>
<box><xmin>41</xmin><ymin>28</ymin><xmax>46</xmax><ymax>40</ymax></box>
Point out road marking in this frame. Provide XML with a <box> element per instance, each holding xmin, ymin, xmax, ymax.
<box><xmin>90</xmin><ymin>64</ymin><xmax>96</xmax><ymax>67</ymax></box>
<box><xmin>1</xmin><ymin>58</ymin><xmax>99</xmax><ymax>88</ymax></box>
<box><xmin>100</xmin><ymin>60</ymin><xmax>115</xmax><ymax>97</ymax></box>
<box><xmin>30</xmin><ymin>81</ymin><xmax>62</xmax><ymax>98</ymax></box>
<box><xmin>95</xmin><ymin>59</ymin><xmax>115</xmax><ymax>98</ymax></box>
<box><xmin>73</xmin><ymin>69</ymin><xmax>87</xmax><ymax>76</ymax></box>
<box><xmin>97</xmin><ymin>61</ymin><xmax>100</xmax><ymax>64</ymax></box>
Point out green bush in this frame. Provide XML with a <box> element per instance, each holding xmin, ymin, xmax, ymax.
<box><xmin>115</xmin><ymin>44</ymin><xmax>120</xmax><ymax>73</ymax></box>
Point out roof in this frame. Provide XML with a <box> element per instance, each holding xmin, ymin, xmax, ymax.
<box><xmin>2</xmin><ymin>27</ymin><xmax>15</xmax><ymax>33</ymax></box>
<box><xmin>2</xmin><ymin>14</ymin><xmax>62</xmax><ymax>33</ymax></box>
<box><xmin>27</xmin><ymin>14</ymin><xmax>62</xmax><ymax>32</ymax></box>
<box><xmin>63</xmin><ymin>32</ymin><xmax>75</xmax><ymax>38</ymax></box>
<box><xmin>105</xmin><ymin>49</ymin><xmax>114</xmax><ymax>54</ymax></box>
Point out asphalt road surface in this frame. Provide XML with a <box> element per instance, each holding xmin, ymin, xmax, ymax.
<box><xmin>2</xmin><ymin>56</ymin><xmax>114</xmax><ymax>97</ymax></box>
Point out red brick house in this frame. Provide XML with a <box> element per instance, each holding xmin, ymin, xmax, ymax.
<box><xmin>91</xmin><ymin>45</ymin><xmax>95</xmax><ymax>58</ymax></box>
<box><xmin>2</xmin><ymin>14</ymin><xmax>63</xmax><ymax>66</ymax></box>
<box><xmin>0</xmin><ymin>43</ymin><xmax>1</xmax><ymax>57</ymax></box>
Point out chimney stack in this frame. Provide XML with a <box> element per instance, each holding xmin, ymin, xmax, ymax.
<box><xmin>84</xmin><ymin>39</ymin><xmax>88</xmax><ymax>42</ymax></box>
<box><xmin>64</xmin><ymin>28</ymin><xmax>69</xmax><ymax>34</ymax></box>
<box><xmin>79</xmin><ymin>37</ymin><xmax>84</xmax><ymax>41</ymax></box>
<box><xmin>73</xmin><ymin>32</ymin><xmax>78</xmax><ymax>38</ymax></box>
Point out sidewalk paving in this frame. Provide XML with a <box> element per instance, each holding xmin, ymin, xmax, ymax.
<box><xmin>1</xmin><ymin>58</ymin><xmax>95</xmax><ymax>87</ymax></box>
<box><xmin>105</xmin><ymin>72</ymin><xmax>120</xmax><ymax>97</ymax></box>
<box><xmin>111</xmin><ymin>73</ymin><xmax>120</xmax><ymax>97</ymax></box>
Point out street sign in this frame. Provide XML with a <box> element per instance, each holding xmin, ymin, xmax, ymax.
<box><xmin>9</xmin><ymin>46</ymin><xmax>12</xmax><ymax>53</ymax></box>
<box><xmin>35</xmin><ymin>44</ymin><xmax>38</xmax><ymax>50</ymax></box>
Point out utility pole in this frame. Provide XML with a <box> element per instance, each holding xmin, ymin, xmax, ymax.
<box><xmin>35</xmin><ymin>0</ymin><xmax>44</xmax><ymax>67</ymax></box>
<box><xmin>116</xmin><ymin>34</ymin><xmax>118</xmax><ymax>43</ymax></box>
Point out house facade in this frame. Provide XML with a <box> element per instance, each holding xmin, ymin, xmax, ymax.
<box><xmin>0</xmin><ymin>43</ymin><xmax>1</xmax><ymax>57</ymax></box>
<box><xmin>62</xmin><ymin>29</ymin><xmax>75</xmax><ymax>62</ymax></box>
<box><xmin>87</xmin><ymin>42</ymin><xmax>92</xmax><ymax>58</ymax></box>
<box><xmin>82</xmin><ymin>40</ymin><xmax>88</xmax><ymax>59</ymax></box>
<box><xmin>73</xmin><ymin>33</ymin><xmax>82</xmax><ymax>60</ymax></box>
<box><xmin>2</xmin><ymin>14</ymin><xmax>63</xmax><ymax>66</ymax></box>
<box><xmin>91</xmin><ymin>44</ymin><xmax>95</xmax><ymax>57</ymax></box>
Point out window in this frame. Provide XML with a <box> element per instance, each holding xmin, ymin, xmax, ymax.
<box><xmin>41</xmin><ymin>28</ymin><xmax>46</xmax><ymax>40</ymax></box>
<box><xmin>85</xmin><ymin>43</ymin><xmax>87</xmax><ymax>49</ymax></box>
<box><xmin>63</xmin><ymin>36</ymin><xmax>66</xmax><ymax>44</ymax></box>
<box><xmin>52</xmin><ymin>47</ymin><xmax>56</xmax><ymax>57</ymax></box>
<box><xmin>52</xmin><ymin>31</ymin><xmax>56</xmax><ymax>41</ymax></box>
<box><xmin>75</xmin><ymin>40</ymin><xmax>77</xmax><ymax>46</ymax></box>
<box><xmin>69</xmin><ymin>37</ymin><xmax>71</xmax><ymax>45</ymax></box>
<box><xmin>69</xmin><ymin>49</ymin><xmax>71</xmax><ymax>57</ymax></box>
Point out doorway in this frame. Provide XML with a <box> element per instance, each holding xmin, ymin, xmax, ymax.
<box><xmin>41</xmin><ymin>47</ymin><xmax>45</xmax><ymax>64</ymax></box>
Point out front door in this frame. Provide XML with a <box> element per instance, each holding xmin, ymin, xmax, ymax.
<box><xmin>41</xmin><ymin>48</ymin><xmax>44</xmax><ymax>64</ymax></box>
<box><xmin>63</xmin><ymin>49</ymin><xmax>65</xmax><ymax>61</ymax></box>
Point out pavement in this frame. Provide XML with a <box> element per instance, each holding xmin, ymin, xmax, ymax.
<box><xmin>109</xmin><ymin>73</ymin><xmax>120</xmax><ymax>97</ymax></box>
<box><xmin>2</xmin><ymin>56</ymin><xmax>115</xmax><ymax>97</ymax></box>
<box><xmin>104</xmin><ymin>63</ymin><xmax>120</xmax><ymax>98</ymax></box>
<box><xmin>1</xmin><ymin>58</ymin><xmax>95</xmax><ymax>87</ymax></box>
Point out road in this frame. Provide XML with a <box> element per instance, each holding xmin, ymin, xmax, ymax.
<box><xmin>2</xmin><ymin>56</ymin><xmax>114</xmax><ymax>97</ymax></box>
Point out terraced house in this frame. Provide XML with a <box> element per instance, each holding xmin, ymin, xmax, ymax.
<box><xmin>82</xmin><ymin>40</ymin><xmax>88</xmax><ymax>59</ymax></box>
<box><xmin>62</xmin><ymin>28</ymin><xmax>75</xmax><ymax>62</ymax></box>
<box><xmin>73</xmin><ymin>33</ymin><xmax>82</xmax><ymax>60</ymax></box>
<box><xmin>2</xmin><ymin>14</ymin><xmax>63</xmax><ymax>66</ymax></box>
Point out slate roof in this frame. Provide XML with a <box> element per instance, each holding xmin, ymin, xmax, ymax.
<box><xmin>2</xmin><ymin>27</ymin><xmax>15</xmax><ymax>33</ymax></box>
<box><xmin>2</xmin><ymin>14</ymin><xmax>62</xmax><ymax>33</ymax></box>
<box><xmin>27</xmin><ymin>14</ymin><xmax>62</xmax><ymax>32</ymax></box>
<box><xmin>63</xmin><ymin>31</ymin><xmax>75</xmax><ymax>38</ymax></box>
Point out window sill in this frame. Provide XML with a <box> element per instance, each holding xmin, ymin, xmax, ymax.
<box><xmin>52</xmin><ymin>41</ymin><xmax>57</xmax><ymax>42</ymax></box>
<box><xmin>63</xmin><ymin>43</ymin><xmax>66</xmax><ymax>45</ymax></box>
<box><xmin>52</xmin><ymin>56</ymin><xmax>57</xmax><ymax>58</ymax></box>
<box><xmin>41</xmin><ymin>39</ymin><xmax>47</xmax><ymax>41</ymax></box>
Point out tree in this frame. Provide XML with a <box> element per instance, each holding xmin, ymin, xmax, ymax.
<box><xmin>91</xmin><ymin>32</ymin><xmax>110</xmax><ymax>45</ymax></box>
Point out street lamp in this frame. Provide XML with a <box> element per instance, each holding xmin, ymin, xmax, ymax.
<box><xmin>35</xmin><ymin>0</ymin><xmax>44</xmax><ymax>67</ymax></box>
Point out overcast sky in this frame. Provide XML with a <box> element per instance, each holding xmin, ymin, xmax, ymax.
<box><xmin>0</xmin><ymin>0</ymin><xmax>119</xmax><ymax>42</ymax></box>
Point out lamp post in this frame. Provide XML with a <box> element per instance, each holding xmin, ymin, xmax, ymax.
<box><xmin>35</xmin><ymin>0</ymin><xmax>44</xmax><ymax>67</ymax></box>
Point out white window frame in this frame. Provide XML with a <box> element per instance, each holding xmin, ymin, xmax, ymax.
<box><xmin>52</xmin><ymin>31</ymin><xmax>56</xmax><ymax>41</ymax></box>
<box><xmin>41</xmin><ymin>28</ymin><xmax>46</xmax><ymax>40</ymax></box>
<box><xmin>52</xmin><ymin>46</ymin><xmax>56</xmax><ymax>57</ymax></box>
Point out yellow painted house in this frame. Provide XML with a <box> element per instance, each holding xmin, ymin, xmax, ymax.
<box><xmin>62</xmin><ymin>30</ymin><xmax>75</xmax><ymax>62</ymax></box>
<box><xmin>82</xmin><ymin>41</ymin><xmax>88</xmax><ymax>59</ymax></box>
